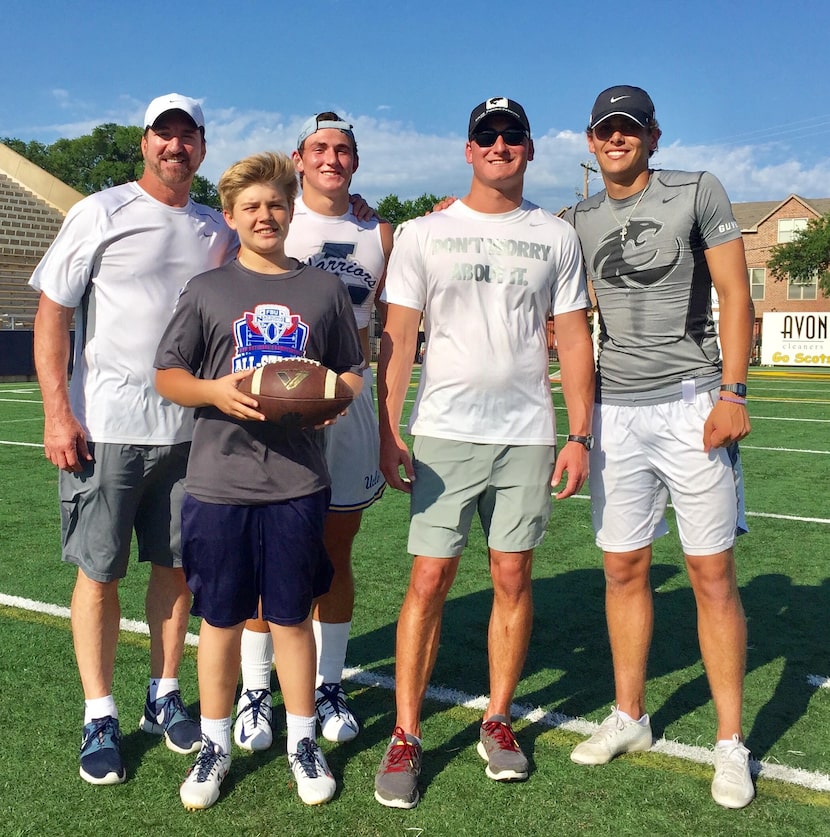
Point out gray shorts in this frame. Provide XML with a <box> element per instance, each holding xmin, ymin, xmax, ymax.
<box><xmin>59</xmin><ymin>441</ymin><xmax>190</xmax><ymax>582</ymax></box>
<box><xmin>407</xmin><ymin>436</ymin><xmax>555</xmax><ymax>558</ymax></box>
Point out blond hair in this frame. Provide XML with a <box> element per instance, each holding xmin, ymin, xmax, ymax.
<box><xmin>218</xmin><ymin>151</ymin><xmax>299</xmax><ymax>212</ymax></box>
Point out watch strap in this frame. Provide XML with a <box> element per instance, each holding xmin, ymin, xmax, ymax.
<box><xmin>567</xmin><ymin>434</ymin><xmax>593</xmax><ymax>450</ymax></box>
<box><xmin>720</xmin><ymin>383</ymin><xmax>747</xmax><ymax>397</ymax></box>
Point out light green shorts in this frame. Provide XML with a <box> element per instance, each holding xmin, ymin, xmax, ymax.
<box><xmin>407</xmin><ymin>436</ymin><xmax>555</xmax><ymax>558</ymax></box>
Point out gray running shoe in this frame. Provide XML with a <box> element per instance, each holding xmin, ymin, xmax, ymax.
<box><xmin>374</xmin><ymin>726</ymin><xmax>422</xmax><ymax>809</ymax></box>
<box><xmin>476</xmin><ymin>715</ymin><xmax>529</xmax><ymax>781</ymax></box>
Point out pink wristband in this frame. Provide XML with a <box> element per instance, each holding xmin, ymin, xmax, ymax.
<box><xmin>719</xmin><ymin>395</ymin><xmax>747</xmax><ymax>405</ymax></box>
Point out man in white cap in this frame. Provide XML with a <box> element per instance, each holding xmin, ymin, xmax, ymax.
<box><xmin>30</xmin><ymin>93</ymin><xmax>238</xmax><ymax>786</ymax></box>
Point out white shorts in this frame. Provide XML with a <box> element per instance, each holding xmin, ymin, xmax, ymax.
<box><xmin>589</xmin><ymin>391</ymin><xmax>748</xmax><ymax>556</ymax></box>
<box><xmin>323</xmin><ymin>366</ymin><xmax>385</xmax><ymax>512</ymax></box>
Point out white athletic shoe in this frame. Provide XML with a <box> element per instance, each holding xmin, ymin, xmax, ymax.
<box><xmin>315</xmin><ymin>682</ymin><xmax>359</xmax><ymax>742</ymax></box>
<box><xmin>180</xmin><ymin>736</ymin><xmax>231</xmax><ymax>810</ymax></box>
<box><xmin>711</xmin><ymin>735</ymin><xmax>755</xmax><ymax>809</ymax></box>
<box><xmin>234</xmin><ymin>689</ymin><xmax>273</xmax><ymax>752</ymax></box>
<box><xmin>570</xmin><ymin>707</ymin><xmax>653</xmax><ymax>765</ymax></box>
<box><xmin>289</xmin><ymin>738</ymin><xmax>336</xmax><ymax>805</ymax></box>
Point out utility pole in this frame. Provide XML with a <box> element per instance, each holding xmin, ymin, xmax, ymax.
<box><xmin>580</xmin><ymin>161</ymin><xmax>597</xmax><ymax>199</ymax></box>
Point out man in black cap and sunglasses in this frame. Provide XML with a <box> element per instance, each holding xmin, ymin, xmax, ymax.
<box><xmin>373</xmin><ymin>96</ymin><xmax>595</xmax><ymax>808</ymax></box>
<box><xmin>565</xmin><ymin>85</ymin><xmax>755</xmax><ymax>809</ymax></box>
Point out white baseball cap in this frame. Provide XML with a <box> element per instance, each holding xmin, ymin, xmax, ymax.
<box><xmin>143</xmin><ymin>93</ymin><xmax>205</xmax><ymax>130</ymax></box>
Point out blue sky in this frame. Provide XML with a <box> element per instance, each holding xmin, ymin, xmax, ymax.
<box><xmin>3</xmin><ymin>0</ymin><xmax>830</xmax><ymax>211</ymax></box>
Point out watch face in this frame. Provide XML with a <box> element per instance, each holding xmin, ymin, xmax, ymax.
<box><xmin>568</xmin><ymin>434</ymin><xmax>594</xmax><ymax>450</ymax></box>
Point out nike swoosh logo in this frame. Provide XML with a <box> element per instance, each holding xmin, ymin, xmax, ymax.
<box><xmin>609</xmin><ymin>96</ymin><xmax>630</xmax><ymax>103</ymax></box>
<box><xmin>662</xmin><ymin>196</ymin><xmax>678</xmax><ymax>204</ymax></box>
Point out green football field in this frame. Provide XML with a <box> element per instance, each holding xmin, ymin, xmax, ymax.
<box><xmin>0</xmin><ymin>367</ymin><xmax>828</xmax><ymax>836</ymax></box>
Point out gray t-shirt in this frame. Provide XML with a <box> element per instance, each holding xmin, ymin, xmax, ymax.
<box><xmin>154</xmin><ymin>259</ymin><xmax>363</xmax><ymax>504</ymax></box>
<box><xmin>565</xmin><ymin>170</ymin><xmax>742</xmax><ymax>404</ymax></box>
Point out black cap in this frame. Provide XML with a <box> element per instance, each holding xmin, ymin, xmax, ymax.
<box><xmin>588</xmin><ymin>85</ymin><xmax>655</xmax><ymax>130</ymax></box>
<box><xmin>469</xmin><ymin>97</ymin><xmax>530</xmax><ymax>139</ymax></box>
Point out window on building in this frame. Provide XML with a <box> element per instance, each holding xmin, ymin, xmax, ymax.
<box><xmin>787</xmin><ymin>272</ymin><xmax>818</xmax><ymax>300</ymax></box>
<box><xmin>748</xmin><ymin>268</ymin><xmax>765</xmax><ymax>300</ymax></box>
<box><xmin>777</xmin><ymin>218</ymin><xmax>808</xmax><ymax>243</ymax></box>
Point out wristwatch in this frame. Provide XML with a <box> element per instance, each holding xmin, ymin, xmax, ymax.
<box><xmin>720</xmin><ymin>383</ymin><xmax>747</xmax><ymax>397</ymax></box>
<box><xmin>567</xmin><ymin>434</ymin><xmax>594</xmax><ymax>451</ymax></box>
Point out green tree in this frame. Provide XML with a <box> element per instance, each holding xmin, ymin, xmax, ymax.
<box><xmin>377</xmin><ymin>193</ymin><xmax>445</xmax><ymax>227</ymax></box>
<box><xmin>2</xmin><ymin>123</ymin><xmax>220</xmax><ymax>208</ymax></box>
<box><xmin>767</xmin><ymin>214</ymin><xmax>830</xmax><ymax>297</ymax></box>
<box><xmin>191</xmin><ymin>175</ymin><xmax>220</xmax><ymax>209</ymax></box>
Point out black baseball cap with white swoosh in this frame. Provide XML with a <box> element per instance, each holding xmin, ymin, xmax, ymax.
<box><xmin>588</xmin><ymin>85</ymin><xmax>655</xmax><ymax>130</ymax></box>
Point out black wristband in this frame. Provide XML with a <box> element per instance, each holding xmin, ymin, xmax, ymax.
<box><xmin>720</xmin><ymin>383</ymin><xmax>747</xmax><ymax>397</ymax></box>
<box><xmin>566</xmin><ymin>434</ymin><xmax>594</xmax><ymax>450</ymax></box>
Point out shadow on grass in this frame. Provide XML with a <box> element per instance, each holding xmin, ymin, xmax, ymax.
<box><xmin>348</xmin><ymin>562</ymin><xmax>830</xmax><ymax>794</ymax></box>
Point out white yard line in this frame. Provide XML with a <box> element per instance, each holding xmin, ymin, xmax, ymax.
<box><xmin>2</xmin><ymin>591</ymin><xmax>828</xmax><ymax>793</ymax></box>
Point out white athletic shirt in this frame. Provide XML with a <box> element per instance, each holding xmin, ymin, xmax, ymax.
<box><xmin>383</xmin><ymin>199</ymin><xmax>589</xmax><ymax>445</ymax></box>
<box><xmin>286</xmin><ymin>196</ymin><xmax>385</xmax><ymax>329</ymax></box>
<box><xmin>29</xmin><ymin>182</ymin><xmax>238</xmax><ymax>445</ymax></box>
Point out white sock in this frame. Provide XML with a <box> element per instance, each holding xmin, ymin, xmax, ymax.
<box><xmin>240</xmin><ymin>628</ymin><xmax>274</xmax><ymax>692</ymax></box>
<box><xmin>285</xmin><ymin>712</ymin><xmax>317</xmax><ymax>753</ymax></box>
<box><xmin>85</xmin><ymin>695</ymin><xmax>117</xmax><ymax>724</ymax></box>
<box><xmin>616</xmin><ymin>707</ymin><xmax>649</xmax><ymax>725</ymax></box>
<box><xmin>149</xmin><ymin>677</ymin><xmax>179</xmax><ymax>704</ymax></box>
<box><xmin>201</xmin><ymin>716</ymin><xmax>231</xmax><ymax>755</ymax></box>
<box><xmin>312</xmin><ymin>619</ymin><xmax>351</xmax><ymax>686</ymax></box>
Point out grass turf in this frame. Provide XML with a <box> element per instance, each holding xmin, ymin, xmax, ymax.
<box><xmin>0</xmin><ymin>369</ymin><xmax>828</xmax><ymax>835</ymax></box>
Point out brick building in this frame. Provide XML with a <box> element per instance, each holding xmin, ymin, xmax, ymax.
<box><xmin>732</xmin><ymin>194</ymin><xmax>830</xmax><ymax>315</ymax></box>
<box><xmin>728</xmin><ymin>195</ymin><xmax>830</xmax><ymax>363</ymax></box>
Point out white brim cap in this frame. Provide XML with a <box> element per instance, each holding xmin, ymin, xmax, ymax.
<box><xmin>144</xmin><ymin>93</ymin><xmax>204</xmax><ymax>130</ymax></box>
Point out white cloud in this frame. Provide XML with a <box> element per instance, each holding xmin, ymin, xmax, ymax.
<box><xmin>20</xmin><ymin>103</ymin><xmax>830</xmax><ymax>211</ymax></box>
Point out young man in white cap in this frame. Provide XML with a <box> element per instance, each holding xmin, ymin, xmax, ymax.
<box><xmin>565</xmin><ymin>85</ymin><xmax>755</xmax><ymax>809</ymax></box>
<box><xmin>30</xmin><ymin>93</ymin><xmax>238</xmax><ymax>786</ymax></box>
<box><xmin>373</xmin><ymin>96</ymin><xmax>595</xmax><ymax>809</ymax></box>
<box><xmin>233</xmin><ymin>112</ymin><xmax>393</xmax><ymax>751</ymax></box>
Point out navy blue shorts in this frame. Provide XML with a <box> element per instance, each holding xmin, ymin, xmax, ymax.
<box><xmin>181</xmin><ymin>490</ymin><xmax>333</xmax><ymax>628</ymax></box>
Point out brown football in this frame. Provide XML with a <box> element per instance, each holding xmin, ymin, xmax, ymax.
<box><xmin>238</xmin><ymin>358</ymin><xmax>354</xmax><ymax>428</ymax></box>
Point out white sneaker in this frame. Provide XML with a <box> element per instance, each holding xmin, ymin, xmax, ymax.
<box><xmin>234</xmin><ymin>689</ymin><xmax>273</xmax><ymax>752</ymax></box>
<box><xmin>570</xmin><ymin>707</ymin><xmax>653</xmax><ymax>765</ymax></box>
<box><xmin>711</xmin><ymin>735</ymin><xmax>755</xmax><ymax>809</ymax></box>
<box><xmin>315</xmin><ymin>682</ymin><xmax>359</xmax><ymax>742</ymax></box>
<box><xmin>289</xmin><ymin>738</ymin><xmax>336</xmax><ymax>805</ymax></box>
<box><xmin>180</xmin><ymin>736</ymin><xmax>231</xmax><ymax>810</ymax></box>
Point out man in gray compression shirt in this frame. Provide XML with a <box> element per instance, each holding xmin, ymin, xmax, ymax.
<box><xmin>565</xmin><ymin>85</ymin><xmax>756</xmax><ymax>810</ymax></box>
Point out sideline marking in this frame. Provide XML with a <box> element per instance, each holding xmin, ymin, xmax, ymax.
<box><xmin>2</xmin><ymin>592</ymin><xmax>829</xmax><ymax>793</ymax></box>
<box><xmin>566</xmin><ymin>493</ymin><xmax>830</xmax><ymax>526</ymax></box>
<box><xmin>741</xmin><ymin>446</ymin><xmax>829</xmax><ymax>455</ymax></box>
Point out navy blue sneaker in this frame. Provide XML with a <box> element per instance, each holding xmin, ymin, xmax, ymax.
<box><xmin>80</xmin><ymin>716</ymin><xmax>126</xmax><ymax>785</ymax></box>
<box><xmin>139</xmin><ymin>689</ymin><xmax>201</xmax><ymax>754</ymax></box>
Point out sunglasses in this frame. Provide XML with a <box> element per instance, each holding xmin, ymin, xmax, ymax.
<box><xmin>471</xmin><ymin>128</ymin><xmax>529</xmax><ymax>147</ymax></box>
<box><xmin>591</xmin><ymin>120</ymin><xmax>647</xmax><ymax>142</ymax></box>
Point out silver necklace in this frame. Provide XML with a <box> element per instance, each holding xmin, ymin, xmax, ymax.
<box><xmin>608</xmin><ymin>176</ymin><xmax>651</xmax><ymax>241</ymax></box>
